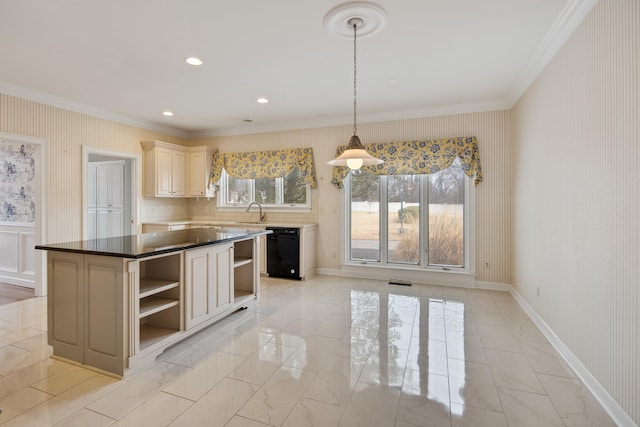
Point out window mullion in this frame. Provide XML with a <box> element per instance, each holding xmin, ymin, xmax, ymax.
<box><xmin>276</xmin><ymin>177</ymin><xmax>283</xmax><ymax>206</ymax></box>
<box><xmin>379</xmin><ymin>175</ymin><xmax>388</xmax><ymax>264</ymax></box>
<box><xmin>420</xmin><ymin>175</ymin><xmax>429</xmax><ymax>268</ymax></box>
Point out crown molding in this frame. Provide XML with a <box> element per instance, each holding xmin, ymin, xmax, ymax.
<box><xmin>0</xmin><ymin>80</ymin><xmax>189</xmax><ymax>139</ymax></box>
<box><xmin>505</xmin><ymin>0</ymin><xmax>598</xmax><ymax>106</ymax></box>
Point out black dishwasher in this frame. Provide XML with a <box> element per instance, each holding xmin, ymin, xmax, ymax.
<box><xmin>266</xmin><ymin>227</ymin><xmax>301</xmax><ymax>280</ymax></box>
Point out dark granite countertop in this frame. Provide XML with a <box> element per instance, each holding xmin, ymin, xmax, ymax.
<box><xmin>35</xmin><ymin>228</ymin><xmax>271</xmax><ymax>259</ymax></box>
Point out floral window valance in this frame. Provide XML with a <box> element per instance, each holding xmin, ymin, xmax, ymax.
<box><xmin>330</xmin><ymin>136</ymin><xmax>483</xmax><ymax>188</ymax></box>
<box><xmin>210</xmin><ymin>147</ymin><xmax>317</xmax><ymax>188</ymax></box>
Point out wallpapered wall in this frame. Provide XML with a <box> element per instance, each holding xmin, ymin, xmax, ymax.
<box><xmin>0</xmin><ymin>94</ymin><xmax>186</xmax><ymax>244</ymax></box>
<box><xmin>0</xmin><ymin>140</ymin><xmax>36</xmax><ymax>224</ymax></box>
<box><xmin>512</xmin><ymin>0</ymin><xmax>638</xmax><ymax>423</ymax></box>
<box><xmin>190</xmin><ymin>109</ymin><xmax>512</xmax><ymax>284</ymax></box>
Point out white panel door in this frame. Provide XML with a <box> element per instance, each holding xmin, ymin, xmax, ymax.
<box><xmin>96</xmin><ymin>210</ymin><xmax>110</xmax><ymax>239</ymax></box>
<box><xmin>96</xmin><ymin>165</ymin><xmax>111</xmax><ymax>207</ymax></box>
<box><xmin>88</xmin><ymin>164</ymin><xmax>97</xmax><ymax>207</ymax></box>
<box><xmin>88</xmin><ymin>209</ymin><xmax>97</xmax><ymax>240</ymax></box>
<box><xmin>109</xmin><ymin>163</ymin><xmax>125</xmax><ymax>208</ymax></box>
<box><xmin>109</xmin><ymin>209</ymin><xmax>125</xmax><ymax>237</ymax></box>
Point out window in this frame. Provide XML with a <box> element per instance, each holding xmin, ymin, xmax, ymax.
<box><xmin>219</xmin><ymin>168</ymin><xmax>310</xmax><ymax>209</ymax></box>
<box><xmin>347</xmin><ymin>158</ymin><xmax>469</xmax><ymax>270</ymax></box>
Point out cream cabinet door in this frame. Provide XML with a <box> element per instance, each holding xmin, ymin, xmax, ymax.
<box><xmin>156</xmin><ymin>148</ymin><xmax>173</xmax><ymax>196</ymax></box>
<box><xmin>171</xmin><ymin>150</ymin><xmax>186</xmax><ymax>196</ymax></box>
<box><xmin>187</xmin><ymin>150</ymin><xmax>206</xmax><ymax>197</ymax></box>
<box><xmin>184</xmin><ymin>243</ymin><xmax>233</xmax><ymax>329</ymax></box>
<box><xmin>184</xmin><ymin>246</ymin><xmax>214</xmax><ymax>329</ymax></box>
<box><xmin>214</xmin><ymin>245</ymin><xmax>233</xmax><ymax>315</ymax></box>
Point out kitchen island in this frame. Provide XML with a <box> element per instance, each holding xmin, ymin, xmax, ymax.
<box><xmin>36</xmin><ymin>228</ymin><xmax>269</xmax><ymax>377</ymax></box>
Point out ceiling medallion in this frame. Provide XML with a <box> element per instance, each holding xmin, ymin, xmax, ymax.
<box><xmin>323</xmin><ymin>1</ymin><xmax>387</xmax><ymax>39</ymax></box>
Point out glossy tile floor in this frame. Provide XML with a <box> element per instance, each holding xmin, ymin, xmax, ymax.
<box><xmin>0</xmin><ymin>276</ymin><xmax>616</xmax><ymax>426</ymax></box>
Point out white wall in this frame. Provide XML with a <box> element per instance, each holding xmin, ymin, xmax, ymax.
<box><xmin>512</xmin><ymin>0</ymin><xmax>639</xmax><ymax>423</ymax></box>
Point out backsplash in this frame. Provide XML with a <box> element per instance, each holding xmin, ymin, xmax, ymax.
<box><xmin>188</xmin><ymin>195</ymin><xmax>318</xmax><ymax>224</ymax></box>
<box><xmin>141</xmin><ymin>198</ymin><xmax>190</xmax><ymax>222</ymax></box>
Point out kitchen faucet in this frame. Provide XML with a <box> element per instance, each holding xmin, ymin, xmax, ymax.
<box><xmin>246</xmin><ymin>202</ymin><xmax>267</xmax><ymax>223</ymax></box>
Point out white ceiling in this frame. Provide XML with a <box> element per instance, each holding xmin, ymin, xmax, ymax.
<box><xmin>0</xmin><ymin>0</ymin><xmax>593</xmax><ymax>138</ymax></box>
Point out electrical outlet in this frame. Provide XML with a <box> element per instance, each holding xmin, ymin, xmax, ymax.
<box><xmin>536</xmin><ymin>286</ymin><xmax>540</xmax><ymax>297</ymax></box>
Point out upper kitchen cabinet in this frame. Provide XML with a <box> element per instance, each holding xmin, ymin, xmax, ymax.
<box><xmin>141</xmin><ymin>141</ymin><xmax>187</xmax><ymax>197</ymax></box>
<box><xmin>142</xmin><ymin>141</ymin><xmax>215</xmax><ymax>198</ymax></box>
<box><xmin>187</xmin><ymin>147</ymin><xmax>216</xmax><ymax>198</ymax></box>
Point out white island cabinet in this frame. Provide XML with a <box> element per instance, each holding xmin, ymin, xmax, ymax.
<box><xmin>38</xmin><ymin>228</ymin><xmax>266</xmax><ymax>377</ymax></box>
<box><xmin>184</xmin><ymin>243</ymin><xmax>233</xmax><ymax>329</ymax></box>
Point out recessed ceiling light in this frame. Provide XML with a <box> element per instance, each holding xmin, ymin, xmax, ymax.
<box><xmin>162</xmin><ymin>111</ymin><xmax>174</xmax><ymax>116</ymax></box>
<box><xmin>185</xmin><ymin>57</ymin><xmax>203</xmax><ymax>66</ymax></box>
<box><xmin>388</xmin><ymin>79</ymin><xmax>399</xmax><ymax>85</ymax></box>
<box><xmin>257</xmin><ymin>98</ymin><xmax>269</xmax><ymax>104</ymax></box>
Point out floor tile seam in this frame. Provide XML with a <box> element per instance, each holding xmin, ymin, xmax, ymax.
<box><xmin>229</xmin><ymin>414</ymin><xmax>271</xmax><ymax>426</ymax></box>
<box><xmin>161</xmin><ymin>387</ymin><xmax>201</xmax><ymax>404</ymax></box>
<box><xmin>535</xmin><ymin>375</ymin><xmax>614</xmax><ymax>426</ymax></box>
<box><xmin>80</xmin><ymin>407</ymin><xmax>119</xmax><ymax>423</ymax></box>
<box><xmin>292</xmin><ymin>394</ymin><xmax>349</xmax><ymax>423</ymax></box>
<box><xmin>30</xmin><ymin>370</ymin><xmax>101</xmax><ymax>396</ymax></box>
<box><xmin>481</xmin><ymin>344</ymin><xmax>525</xmax><ymax>355</ymax></box>
<box><xmin>0</xmin><ymin>385</ymin><xmax>55</xmax><ymax>423</ymax></box>
<box><xmin>494</xmin><ymin>382</ymin><xmax>551</xmax><ymax>397</ymax></box>
<box><xmin>495</xmin><ymin>385</ymin><xmax>566</xmax><ymax>425</ymax></box>
<box><xmin>455</xmin><ymin>398</ymin><xmax>507</xmax><ymax>417</ymax></box>
<box><xmin>484</xmin><ymin>348</ymin><xmax>550</xmax><ymax>393</ymax></box>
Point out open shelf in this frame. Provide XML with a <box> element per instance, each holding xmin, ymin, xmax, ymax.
<box><xmin>139</xmin><ymin>297</ymin><xmax>180</xmax><ymax>318</ymax></box>
<box><xmin>234</xmin><ymin>257</ymin><xmax>252</xmax><ymax>268</ymax></box>
<box><xmin>139</xmin><ymin>323</ymin><xmax>181</xmax><ymax>351</ymax></box>
<box><xmin>234</xmin><ymin>289</ymin><xmax>252</xmax><ymax>300</ymax></box>
<box><xmin>139</xmin><ymin>277</ymin><xmax>179</xmax><ymax>299</ymax></box>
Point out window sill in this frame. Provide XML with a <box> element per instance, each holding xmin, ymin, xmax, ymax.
<box><xmin>339</xmin><ymin>262</ymin><xmax>476</xmax><ymax>287</ymax></box>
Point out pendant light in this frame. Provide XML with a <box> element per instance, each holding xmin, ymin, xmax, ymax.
<box><xmin>326</xmin><ymin>7</ymin><xmax>384</xmax><ymax>170</ymax></box>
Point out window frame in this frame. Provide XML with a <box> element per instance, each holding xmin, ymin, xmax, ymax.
<box><xmin>343</xmin><ymin>168</ymin><xmax>475</xmax><ymax>276</ymax></box>
<box><xmin>217</xmin><ymin>169</ymin><xmax>312</xmax><ymax>212</ymax></box>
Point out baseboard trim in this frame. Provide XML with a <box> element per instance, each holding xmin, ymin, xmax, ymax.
<box><xmin>508</xmin><ymin>285</ymin><xmax>636</xmax><ymax>427</ymax></box>
<box><xmin>0</xmin><ymin>274</ymin><xmax>35</xmax><ymax>288</ymax></box>
<box><xmin>316</xmin><ymin>267</ymin><xmax>476</xmax><ymax>288</ymax></box>
<box><xmin>475</xmin><ymin>280</ymin><xmax>512</xmax><ymax>292</ymax></box>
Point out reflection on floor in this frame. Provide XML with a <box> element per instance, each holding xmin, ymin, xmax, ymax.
<box><xmin>0</xmin><ymin>283</ymin><xmax>35</xmax><ymax>306</ymax></box>
<box><xmin>0</xmin><ymin>276</ymin><xmax>616</xmax><ymax>426</ymax></box>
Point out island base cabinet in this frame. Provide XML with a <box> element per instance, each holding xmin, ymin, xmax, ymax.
<box><xmin>45</xmin><ymin>235</ymin><xmax>263</xmax><ymax>378</ymax></box>
<box><xmin>47</xmin><ymin>252</ymin><xmax>127</xmax><ymax>376</ymax></box>
<box><xmin>184</xmin><ymin>243</ymin><xmax>233</xmax><ymax>330</ymax></box>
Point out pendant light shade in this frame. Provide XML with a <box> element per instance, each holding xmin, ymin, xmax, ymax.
<box><xmin>326</xmin><ymin>135</ymin><xmax>383</xmax><ymax>169</ymax></box>
<box><xmin>326</xmin><ymin>4</ymin><xmax>385</xmax><ymax>171</ymax></box>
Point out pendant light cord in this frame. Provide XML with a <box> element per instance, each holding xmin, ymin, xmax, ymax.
<box><xmin>352</xmin><ymin>21</ymin><xmax>358</xmax><ymax>137</ymax></box>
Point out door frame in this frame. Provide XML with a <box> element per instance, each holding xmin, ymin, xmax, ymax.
<box><xmin>0</xmin><ymin>131</ymin><xmax>48</xmax><ymax>296</ymax></box>
<box><xmin>82</xmin><ymin>146</ymin><xmax>142</xmax><ymax>239</ymax></box>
